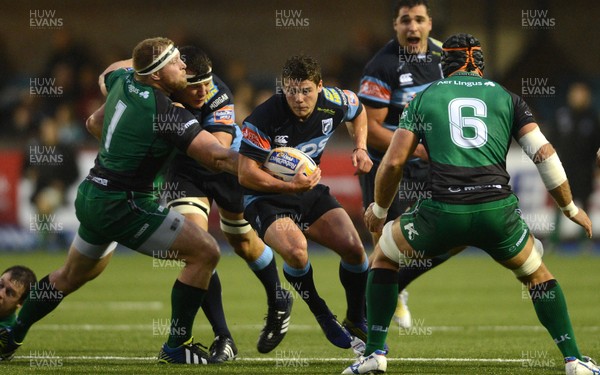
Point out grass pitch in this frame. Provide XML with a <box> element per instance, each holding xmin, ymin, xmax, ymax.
<box><xmin>1</xmin><ymin>248</ymin><xmax>599</xmax><ymax>374</ymax></box>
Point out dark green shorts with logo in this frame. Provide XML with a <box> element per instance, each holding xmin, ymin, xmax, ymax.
<box><xmin>399</xmin><ymin>195</ymin><xmax>530</xmax><ymax>261</ymax></box>
<box><xmin>75</xmin><ymin>180</ymin><xmax>177</xmax><ymax>250</ymax></box>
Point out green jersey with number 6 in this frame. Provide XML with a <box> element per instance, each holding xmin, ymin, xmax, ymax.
<box><xmin>400</xmin><ymin>71</ymin><xmax>536</xmax><ymax>204</ymax></box>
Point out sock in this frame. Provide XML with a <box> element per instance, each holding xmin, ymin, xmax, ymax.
<box><xmin>339</xmin><ymin>257</ymin><xmax>369</xmax><ymax>323</ymax></box>
<box><xmin>530</xmin><ymin>279</ymin><xmax>582</xmax><ymax>360</ymax></box>
<box><xmin>397</xmin><ymin>253</ymin><xmax>450</xmax><ymax>291</ymax></box>
<box><xmin>167</xmin><ymin>279</ymin><xmax>206</xmax><ymax>348</ymax></box>
<box><xmin>247</xmin><ymin>246</ymin><xmax>283</xmax><ymax>308</ymax></box>
<box><xmin>283</xmin><ymin>261</ymin><xmax>328</xmax><ymax>316</ymax></box>
<box><xmin>13</xmin><ymin>275</ymin><xmax>64</xmax><ymax>343</ymax></box>
<box><xmin>200</xmin><ymin>271</ymin><xmax>231</xmax><ymax>338</ymax></box>
<box><xmin>365</xmin><ymin>269</ymin><xmax>398</xmax><ymax>356</ymax></box>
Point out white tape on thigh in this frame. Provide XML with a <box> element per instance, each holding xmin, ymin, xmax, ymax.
<box><xmin>533</xmin><ymin>237</ymin><xmax>544</xmax><ymax>258</ymax></box>
<box><xmin>379</xmin><ymin>221</ymin><xmax>406</xmax><ymax>264</ymax></box>
<box><xmin>73</xmin><ymin>235</ymin><xmax>117</xmax><ymax>260</ymax></box>
<box><xmin>220</xmin><ymin>217</ymin><xmax>252</xmax><ymax>234</ymax></box>
<box><xmin>512</xmin><ymin>245</ymin><xmax>542</xmax><ymax>278</ymax></box>
<box><xmin>167</xmin><ymin>197</ymin><xmax>210</xmax><ymax>220</ymax></box>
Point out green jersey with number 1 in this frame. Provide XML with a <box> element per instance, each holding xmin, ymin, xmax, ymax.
<box><xmin>90</xmin><ymin>68</ymin><xmax>201</xmax><ymax>192</ymax></box>
<box><xmin>400</xmin><ymin>71</ymin><xmax>536</xmax><ymax>204</ymax></box>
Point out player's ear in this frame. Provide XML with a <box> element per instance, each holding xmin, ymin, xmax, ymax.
<box><xmin>317</xmin><ymin>80</ymin><xmax>323</xmax><ymax>92</ymax></box>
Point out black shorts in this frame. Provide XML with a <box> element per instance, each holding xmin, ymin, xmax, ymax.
<box><xmin>244</xmin><ymin>184</ymin><xmax>341</xmax><ymax>239</ymax></box>
<box><xmin>166</xmin><ymin>169</ymin><xmax>244</xmax><ymax>214</ymax></box>
<box><xmin>359</xmin><ymin>158</ymin><xmax>430</xmax><ymax>221</ymax></box>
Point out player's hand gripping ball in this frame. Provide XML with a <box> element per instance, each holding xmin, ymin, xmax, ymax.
<box><xmin>263</xmin><ymin>147</ymin><xmax>317</xmax><ymax>182</ymax></box>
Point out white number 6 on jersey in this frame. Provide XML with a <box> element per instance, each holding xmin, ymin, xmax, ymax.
<box><xmin>448</xmin><ymin>98</ymin><xmax>487</xmax><ymax>148</ymax></box>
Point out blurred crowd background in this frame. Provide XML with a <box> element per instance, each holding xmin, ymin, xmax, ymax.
<box><xmin>0</xmin><ymin>0</ymin><xmax>598</xmax><ymax>251</ymax></box>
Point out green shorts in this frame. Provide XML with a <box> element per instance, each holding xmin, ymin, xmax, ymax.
<box><xmin>399</xmin><ymin>195</ymin><xmax>530</xmax><ymax>261</ymax></box>
<box><xmin>75</xmin><ymin>180</ymin><xmax>184</xmax><ymax>254</ymax></box>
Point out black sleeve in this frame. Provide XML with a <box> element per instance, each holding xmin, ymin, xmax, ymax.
<box><xmin>509</xmin><ymin>91</ymin><xmax>536</xmax><ymax>137</ymax></box>
<box><xmin>155</xmin><ymin>91</ymin><xmax>203</xmax><ymax>152</ymax></box>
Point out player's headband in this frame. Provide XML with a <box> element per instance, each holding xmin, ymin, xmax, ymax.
<box><xmin>186</xmin><ymin>67</ymin><xmax>212</xmax><ymax>85</ymax></box>
<box><xmin>136</xmin><ymin>44</ymin><xmax>179</xmax><ymax>75</ymax></box>
<box><xmin>442</xmin><ymin>46</ymin><xmax>483</xmax><ymax>76</ymax></box>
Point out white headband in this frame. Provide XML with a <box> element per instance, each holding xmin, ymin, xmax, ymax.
<box><xmin>186</xmin><ymin>67</ymin><xmax>213</xmax><ymax>85</ymax></box>
<box><xmin>136</xmin><ymin>44</ymin><xmax>179</xmax><ymax>75</ymax></box>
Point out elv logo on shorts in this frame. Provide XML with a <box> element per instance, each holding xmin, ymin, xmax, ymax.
<box><xmin>403</xmin><ymin>222</ymin><xmax>419</xmax><ymax>240</ymax></box>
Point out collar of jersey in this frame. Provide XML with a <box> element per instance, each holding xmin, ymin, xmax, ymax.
<box><xmin>450</xmin><ymin>71</ymin><xmax>481</xmax><ymax>78</ymax></box>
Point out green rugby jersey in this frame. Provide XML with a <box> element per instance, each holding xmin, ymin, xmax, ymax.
<box><xmin>89</xmin><ymin>68</ymin><xmax>202</xmax><ymax>191</ymax></box>
<box><xmin>400</xmin><ymin>72</ymin><xmax>536</xmax><ymax>203</ymax></box>
<box><xmin>0</xmin><ymin>312</ymin><xmax>16</xmax><ymax>328</ymax></box>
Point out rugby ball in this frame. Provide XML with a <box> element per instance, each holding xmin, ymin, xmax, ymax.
<box><xmin>263</xmin><ymin>147</ymin><xmax>317</xmax><ymax>182</ymax></box>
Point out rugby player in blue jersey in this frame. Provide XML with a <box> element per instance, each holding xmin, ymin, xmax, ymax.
<box><xmin>358</xmin><ymin>0</ymin><xmax>450</xmax><ymax>329</ymax></box>
<box><xmin>238</xmin><ymin>55</ymin><xmax>373</xmax><ymax>351</ymax></box>
<box><xmin>166</xmin><ymin>46</ymin><xmax>291</xmax><ymax>359</ymax></box>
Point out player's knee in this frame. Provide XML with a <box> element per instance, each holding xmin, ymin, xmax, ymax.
<box><xmin>340</xmin><ymin>246</ymin><xmax>366</xmax><ymax>265</ymax></box>
<box><xmin>378</xmin><ymin>221</ymin><xmax>403</xmax><ymax>264</ymax></box>
<box><xmin>53</xmin><ymin>267</ymin><xmax>94</xmax><ymax>294</ymax></box>
<box><xmin>512</xmin><ymin>240</ymin><xmax>543</xmax><ymax>278</ymax></box>
<box><xmin>283</xmin><ymin>246</ymin><xmax>309</xmax><ymax>268</ymax></box>
<box><xmin>225</xmin><ymin>233</ymin><xmax>254</xmax><ymax>259</ymax></box>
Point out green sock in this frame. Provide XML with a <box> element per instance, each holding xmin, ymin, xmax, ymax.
<box><xmin>13</xmin><ymin>275</ymin><xmax>64</xmax><ymax>343</ymax></box>
<box><xmin>530</xmin><ymin>279</ymin><xmax>582</xmax><ymax>360</ymax></box>
<box><xmin>166</xmin><ymin>279</ymin><xmax>206</xmax><ymax>348</ymax></box>
<box><xmin>365</xmin><ymin>269</ymin><xmax>398</xmax><ymax>356</ymax></box>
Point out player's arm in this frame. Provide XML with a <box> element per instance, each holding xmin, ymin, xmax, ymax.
<box><xmin>212</xmin><ymin>132</ymin><xmax>234</xmax><ymax>148</ymax></box>
<box><xmin>98</xmin><ymin>58</ymin><xmax>133</xmax><ymax>96</ymax></box>
<box><xmin>86</xmin><ymin>103</ymin><xmax>105</xmax><ymax>141</ymax></box>
<box><xmin>364</xmin><ymin>104</ymin><xmax>427</xmax><ymax>160</ymax></box>
<box><xmin>517</xmin><ymin>122</ymin><xmax>592</xmax><ymax>238</ymax></box>
<box><xmin>345</xmin><ymin>103</ymin><xmax>373</xmax><ymax>174</ymax></box>
<box><xmin>365</xmin><ymin>128</ymin><xmax>418</xmax><ymax>233</ymax></box>
<box><xmin>238</xmin><ymin>154</ymin><xmax>320</xmax><ymax>194</ymax></box>
<box><xmin>364</xmin><ymin>105</ymin><xmax>394</xmax><ymax>153</ymax></box>
<box><xmin>186</xmin><ymin>131</ymin><xmax>238</xmax><ymax>175</ymax></box>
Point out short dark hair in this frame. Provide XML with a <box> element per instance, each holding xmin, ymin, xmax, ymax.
<box><xmin>179</xmin><ymin>45</ymin><xmax>212</xmax><ymax>77</ymax></box>
<box><xmin>2</xmin><ymin>265</ymin><xmax>37</xmax><ymax>303</ymax></box>
<box><xmin>394</xmin><ymin>0</ymin><xmax>431</xmax><ymax>18</ymax></box>
<box><xmin>282</xmin><ymin>55</ymin><xmax>322</xmax><ymax>87</ymax></box>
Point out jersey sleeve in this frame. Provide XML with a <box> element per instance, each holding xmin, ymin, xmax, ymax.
<box><xmin>239</xmin><ymin>119</ymin><xmax>271</xmax><ymax>164</ymax></box>
<box><xmin>155</xmin><ymin>92</ymin><xmax>203</xmax><ymax>152</ymax></box>
<box><xmin>202</xmin><ymin>78</ymin><xmax>237</xmax><ymax>138</ymax></box>
<box><xmin>358</xmin><ymin>55</ymin><xmax>394</xmax><ymax>109</ymax></box>
<box><xmin>104</xmin><ymin>68</ymin><xmax>132</xmax><ymax>92</ymax></box>
<box><xmin>239</xmin><ymin>101</ymin><xmax>274</xmax><ymax>164</ymax></box>
<box><xmin>509</xmin><ymin>92</ymin><xmax>536</xmax><ymax>136</ymax></box>
<box><xmin>398</xmin><ymin>93</ymin><xmax>421</xmax><ymax>136</ymax></box>
<box><xmin>342</xmin><ymin>89</ymin><xmax>363</xmax><ymax>121</ymax></box>
<box><xmin>358</xmin><ymin>74</ymin><xmax>392</xmax><ymax>109</ymax></box>
<box><xmin>202</xmin><ymin>104</ymin><xmax>236</xmax><ymax>138</ymax></box>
